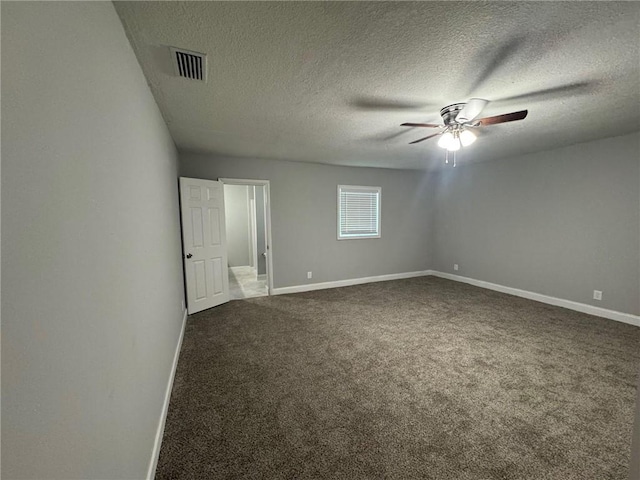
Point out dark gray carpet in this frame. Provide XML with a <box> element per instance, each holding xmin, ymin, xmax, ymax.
<box><xmin>156</xmin><ymin>276</ymin><xmax>640</xmax><ymax>479</ymax></box>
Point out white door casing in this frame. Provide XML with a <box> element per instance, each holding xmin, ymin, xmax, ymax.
<box><xmin>249</xmin><ymin>190</ymin><xmax>258</xmax><ymax>271</ymax></box>
<box><xmin>179</xmin><ymin>177</ymin><xmax>230</xmax><ymax>314</ymax></box>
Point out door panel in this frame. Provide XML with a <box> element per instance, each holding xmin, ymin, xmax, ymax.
<box><xmin>194</xmin><ymin>261</ymin><xmax>207</xmax><ymax>299</ymax></box>
<box><xmin>180</xmin><ymin>178</ymin><xmax>230</xmax><ymax>313</ymax></box>
<box><xmin>209</xmin><ymin>208</ymin><xmax>221</xmax><ymax>245</ymax></box>
<box><xmin>211</xmin><ymin>257</ymin><xmax>223</xmax><ymax>294</ymax></box>
<box><xmin>191</xmin><ymin>207</ymin><xmax>204</xmax><ymax>247</ymax></box>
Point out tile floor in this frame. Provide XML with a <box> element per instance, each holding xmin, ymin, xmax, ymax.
<box><xmin>229</xmin><ymin>265</ymin><xmax>268</xmax><ymax>300</ymax></box>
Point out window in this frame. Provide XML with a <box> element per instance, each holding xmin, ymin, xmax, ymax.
<box><xmin>337</xmin><ymin>185</ymin><xmax>381</xmax><ymax>239</ymax></box>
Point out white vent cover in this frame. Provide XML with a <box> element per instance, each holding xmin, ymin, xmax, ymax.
<box><xmin>170</xmin><ymin>47</ymin><xmax>206</xmax><ymax>82</ymax></box>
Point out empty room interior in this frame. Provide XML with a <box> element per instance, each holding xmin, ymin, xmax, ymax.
<box><xmin>3</xmin><ymin>2</ymin><xmax>640</xmax><ymax>479</ymax></box>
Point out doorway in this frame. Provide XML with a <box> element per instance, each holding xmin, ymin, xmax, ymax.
<box><xmin>220</xmin><ymin>179</ymin><xmax>272</xmax><ymax>299</ymax></box>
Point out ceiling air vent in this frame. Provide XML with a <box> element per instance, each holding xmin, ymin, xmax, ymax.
<box><xmin>170</xmin><ymin>47</ymin><xmax>207</xmax><ymax>82</ymax></box>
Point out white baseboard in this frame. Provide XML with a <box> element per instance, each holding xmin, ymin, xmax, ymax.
<box><xmin>267</xmin><ymin>269</ymin><xmax>639</xmax><ymax>327</ymax></box>
<box><xmin>429</xmin><ymin>270</ymin><xmax>640</xmax><ymax>328</ymax></box>
<box><xmin>146</xmin><ymin>308</ymin><xmax>188</xmax><ymax>480</ymax></box>
<box><xmin>271</xmin><ymin>270</ymin><xmax>431</xmax><ymax>295</ymax></box>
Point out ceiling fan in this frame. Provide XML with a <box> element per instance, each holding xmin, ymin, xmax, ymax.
<box><xmin>401</xmin><ymin>99</ymin><xmax>528</xmax><ymax>165</ymax></box>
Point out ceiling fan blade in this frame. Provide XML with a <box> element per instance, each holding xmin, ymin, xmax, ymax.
<box><xmin>350</xmin><ymin>96</ymin><xmax>438</xmax><ymax>111</ymax></box>
<box><xmin>456</xmin><ymin>98</ymin><xmax>489</xmax><ymax>123</ymax></box>
<box><xmin>409</xmin><ymin>132</ymin><xmax>442</xmax><ymax>144</ymax></box>
<box><xmin>401</xmin><ymin>123</ymin><xmax>442</xmax><ymax>128</ymax></box>
<box><xmin>477</xmin><ymin>110</ymin><xmax>528</xmax><ymax>126</ymax></box>
<box><xmin>464</xmin><ymin>36</ymin><xmax>527</xmax><ymax>94</ymax></box>
<box><xmin>495</xmin><ymin>81</ymin><xmax>596</xmax><ymax>104</ymax></box>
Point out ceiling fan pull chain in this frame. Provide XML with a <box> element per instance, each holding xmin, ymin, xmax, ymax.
<box><xmin>453</xmin><ymin>150</ymin><xmax>456</xmax><ymax>167</ymax></box>
<box><xmin>445</xmin><ymin>149</ymin><xmax>449</xmax><ymax>164</ymax></box>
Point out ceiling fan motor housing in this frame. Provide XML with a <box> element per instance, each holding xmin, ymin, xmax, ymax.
<box><xmin>440</xmin><ymin>103</ymin><xmax>466</xmax><ymax>125</ymax></box>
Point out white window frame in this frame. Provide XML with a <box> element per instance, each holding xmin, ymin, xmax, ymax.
<box><xmin>337</xmin><ymin>185</ymin><xmax>381</xmax><ymax>240</ymax></box>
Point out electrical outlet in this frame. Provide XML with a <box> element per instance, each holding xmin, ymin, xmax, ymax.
<box><xmin>454</xmin><ymin>264</ymin><xmax>459</xmax><ymax>271</ymax></box>
<box><xmin>307</xmin><ymin>271</ymin><xmax>313</xmax><ymax>279</ymax></box>
<box><xmin>593</xmin><ymin>290</ymin><xmax>602</xmax><ymax>301</ymax></box>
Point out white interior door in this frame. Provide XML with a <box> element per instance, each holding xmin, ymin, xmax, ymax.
<box><xmin>180</xmin><ymin>177</ymin><xmax>230</xmax><ymax>314</ymax></box>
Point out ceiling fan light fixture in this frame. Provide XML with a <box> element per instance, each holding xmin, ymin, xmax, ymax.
<box><xmin>460</xmin><ymin>129</ymin><xmax>477</xmax><ymax>147</ymax></box>
<box><xmin>438</xmin><ymin>132</ymin><xmax>454</xmax><ymax>149</ymax></box>
<box><xmin>437</xmin><ymin>131</ymin><xmax>462</xmax><ymax>151</ymax></box>
<box><xmin>447</xmin><ymin>137</ymin><xmax>461</xmax><ymax>151</ymax></box>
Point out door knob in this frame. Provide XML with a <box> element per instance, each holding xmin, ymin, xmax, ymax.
<box><xmin>186</xmin><ymin>253</ymin><xmax>192</xmax><ymax>259</ymax></box>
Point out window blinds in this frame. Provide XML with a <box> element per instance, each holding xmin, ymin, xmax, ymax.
<box><xmin>338</xmin><ymin>186</ymin><xmax>381</xmax><ymax>239</ymax></box>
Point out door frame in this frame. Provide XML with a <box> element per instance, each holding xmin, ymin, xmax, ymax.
<box><xmin>219</xmin><ymin>178</ymin><xmax>274</xmax><ymax>295</ymax></box>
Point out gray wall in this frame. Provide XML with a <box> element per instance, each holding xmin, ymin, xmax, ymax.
<box><xmin>224</xmin><ymin>184</ymin><xmax>251</xmax><ymax>267</ymax></box>
<box><xmin>181</xmin><ymin>153</ymin><xmax>436</xmax><ymax>288</ymax></box>
<box><xmin>2</xmin><ymin>2</ymin><xmax>185</xmax><ymax>479</ymax></box>
<box><xmin>255</xmin><ymin>185</ymin><xmax>267</xmax><ymax>276</ymax></box>
<box><xmin>433</xmin><ymin>132</ymin><xmax>640</xmax><ymax>316</ymax></box>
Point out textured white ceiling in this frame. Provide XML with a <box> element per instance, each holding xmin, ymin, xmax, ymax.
<box><xmin>115</xmin><ymin>1</ymin><xmax>640</xmax><ymax>170</ymax></box>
